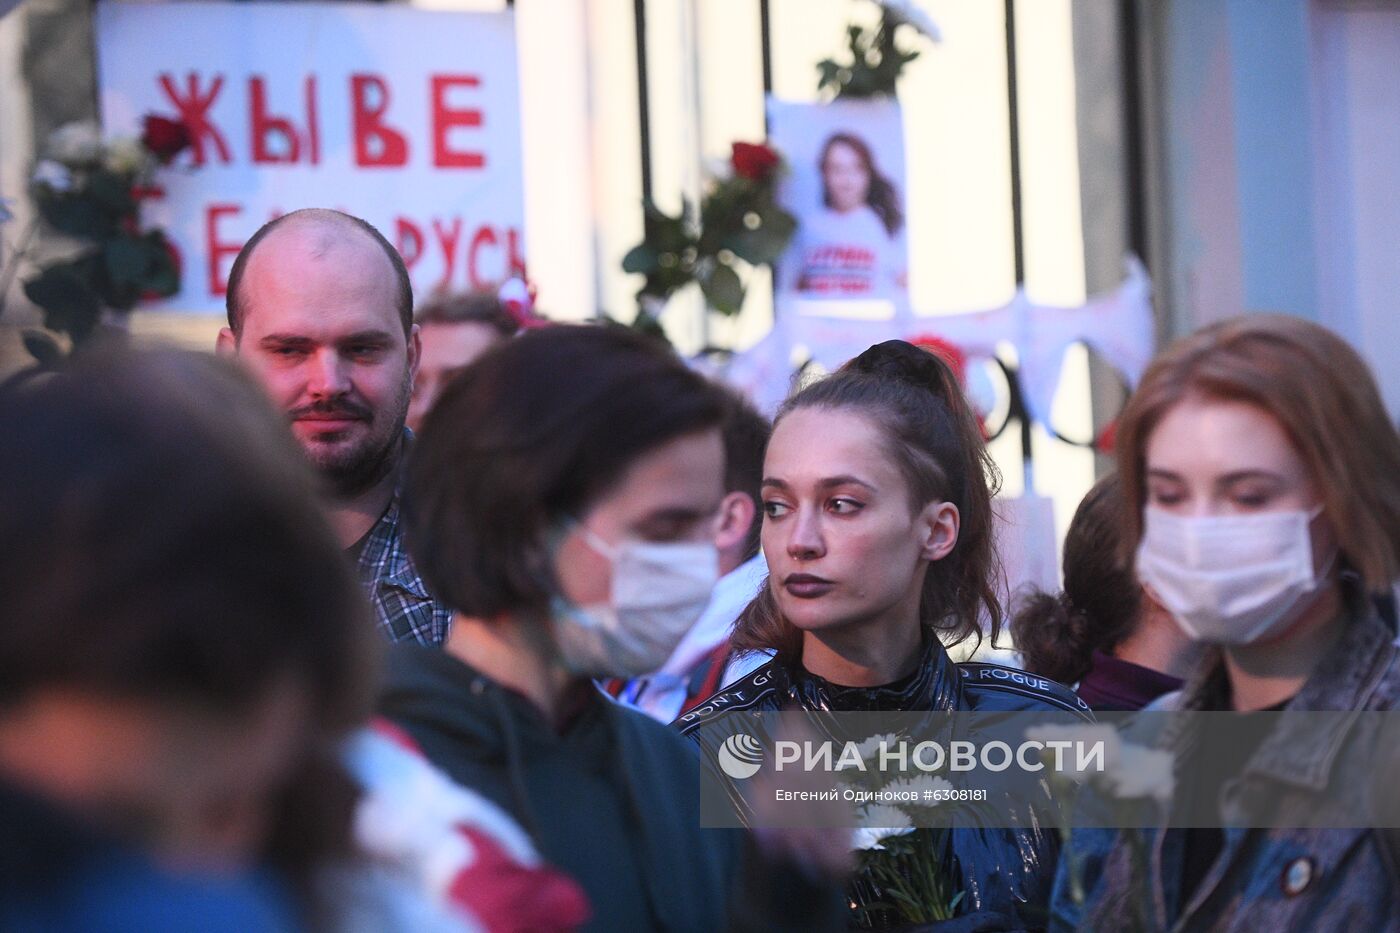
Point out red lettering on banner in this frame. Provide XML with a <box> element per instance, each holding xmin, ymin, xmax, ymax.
<box><xmin>466</xmin><ymin>226</ymin><xmax>498</xmax><ymax>287</ymax></box>
<box><xmin>158</xmin><ymin>72</ymin><xmax>231</xmax><ymax>166</ymax></box>
<box><xmin>396</xmin><ymin>217</ymin><xmax>425</xmax><ymax>273</ymax></box>
<box><xmin>206</xmin><ymin>203</ymin><xmax>243</xmax><ymax>297</ymax></box>
<box><xmin>431</xmin><ymin>218</ymin><xmax>464</xmax><ymax>288</ymax></box>
<box><xmin>249</xmin><ymin>76</ymin><xmax>301</xmax><ymax>164</ymax></box>
<box><xmin>352</xmin><ymin>74</ymin><xmax>409</xmax><ymax>167</ymax></box>
<box><xmin>431</xmin><ymin>75</ymin><xmax>484</xmax><ymax>169</ymax></box>
<box><xmin>304</xmin><ymin>76</ymin><xmax>321</xmax><ymax>165</ymax></box>
<box><xmin>506</xmin><ymin>228</ymin><xmax>527</xmax><ymax>278</ymax></box>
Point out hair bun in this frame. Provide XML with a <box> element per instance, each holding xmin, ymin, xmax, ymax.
<box><xmin>845</xmin><ymin>339</ymin><xmax>956</xmax><ymax>399</ymax></box>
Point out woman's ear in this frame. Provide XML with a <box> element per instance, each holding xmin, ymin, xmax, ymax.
<box><xmin>919</xmin><ymin>501</ymin><xmax>960</xmax><ymax>562</ymax></box>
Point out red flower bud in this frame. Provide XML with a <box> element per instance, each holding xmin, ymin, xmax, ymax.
<box><xmin>141</xmin><ymin>114</ymin><xmax>192</xmax><ymax>165</ymax></box>
<box><xmin>730</xmin><ymin>142</ymin><xmax>780</xmax><ymax>181</ymax></box>
<box><xmin>1093</xmin><ymin>419</ymin><xmax>1119</xmax><ymax>455</ymax></box>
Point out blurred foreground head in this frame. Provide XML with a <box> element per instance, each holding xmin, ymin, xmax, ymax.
<box><xmin>0</xmin><ymin>350</ymin><xmax>378</xmax><ymax>868</ymax></box>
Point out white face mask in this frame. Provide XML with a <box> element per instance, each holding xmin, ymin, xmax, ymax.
<box><xmin>1136</xmin><ymin>506</ymin><xmax>1332</xmax><ymax>645</ymax></box>
<box><xmin>550</xmin><ymin>525</ymin><xmax>720</xmax><ymax>678</ymax></box>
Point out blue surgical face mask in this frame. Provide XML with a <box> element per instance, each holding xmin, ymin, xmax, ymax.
<box><xmin>549</xmin><ymin>523</ymin><xmax>720</xmax><ymax>677</ymax></box>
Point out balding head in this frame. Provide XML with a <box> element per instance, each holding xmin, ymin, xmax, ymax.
<box><xmin>225</xmin><ymin>209</ymin><xmax>413</xmax><ymax>339</ymax></box>
<box><xmin>216</xmin><ymin>208</ymin><xmax>421</xmax><ymax>502</ymax></box>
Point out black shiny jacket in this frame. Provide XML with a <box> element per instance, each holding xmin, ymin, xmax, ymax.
<box><xmin>677</xmin><ymin>640</ymin><xmax>1091</xmax><ymax>931</ymax></box>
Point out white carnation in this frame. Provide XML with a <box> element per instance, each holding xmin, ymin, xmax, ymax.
<box><xmin>880</xmin><ymin>0</ymin><xmax>942</xmax><ymax>41</ymax></box>
<box><xmin>852</xmin><ymin>732</ymin><xmax>901</xmax><ymax>763</ymax></box>
<box><xmin>851</xmin><ymin>803</ymin><xmax>913</xmax><ymax>850</ymax></box>
<box><xmin>1026</xmin><ymin>722</ymin><xmax>1174</xmax><ymax>804</ymax></box>
<box><xmin>885</xmin><ymin>773</ymin><xmax>953</xmax><ymax>806</ymax></box>
<box><xmin>32</xmin><ymin>159</ymin><xmax>73</xmax><ymax>193</ymax></box>
<box><xmin>47</xmin><ymin>121</ymin><xmax>104</xmax><ymax>167</ymax></box>
<box><xmin>104</xmin><ymin>136</ymin><xmax>149</xmax><ymax>176</ymax></box>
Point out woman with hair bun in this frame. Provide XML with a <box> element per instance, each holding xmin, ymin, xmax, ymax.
<box><xmin>1011</xmin><ymin>474</ymin><xmax>1199</xmax><ymax>711</ymax></box>
<box><xmin>680</xmin><ymin>340</ymin><xmax>1090</xmax><ymax>930</ymax></box>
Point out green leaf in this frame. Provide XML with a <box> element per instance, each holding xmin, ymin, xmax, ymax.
<box><xmin>23</xmin><ymin>264</ymin><xmax>102</xmax><ymax>344</ymax></box>
<box><xmin>628</xmin><ymin>306</ymin><xmax>671</xmax><ymax>345</ymax></box>
<box><xmin>36</xmin><ymin>194</ymin><xmax>113</xmax><ymax>239</ymax></box>
<box><xmin>622</xmin><ymin>243</ymin><xmax>659</xmax><ymax>274</ymax></box>
<box><xmin>86</xmin><ymin>170</ymin><xmax>137</xmax><ymax>216</ymax></box>
<box><xmin>699</xmin><ymin>261</ymin><xmax>744</xmax><ymax>314</ymax></box>
<box><xmin>723</xmin><ymin>207</ymin><xmax>797</xmax><ymax>265</ymax></box>
<box><xmin>142</xmin><ymin>233</ymin><xmax>180</xmax><ymax>297</ymax></box>
<box><xmin>104</xmin><ymin>235</ymin><xmax>156</xmax><ymax>288</ymax></box>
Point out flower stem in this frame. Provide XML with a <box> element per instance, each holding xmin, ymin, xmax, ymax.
<box><xmin>0</xmin><ymin>218</ymin><xmax>40</xmax><ymax>323</ymax></box>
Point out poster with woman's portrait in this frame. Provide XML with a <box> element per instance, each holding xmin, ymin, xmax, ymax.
<box><xmin>769</xmin><ymin>99</ymin><xmax>909</xmax><ymax>310</ymax></box>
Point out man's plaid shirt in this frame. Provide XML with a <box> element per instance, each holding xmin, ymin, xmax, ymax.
<box><xmin>354</xmin><ymin>493</ymin><xmax>452</xmax><ymax>645</ymax></box>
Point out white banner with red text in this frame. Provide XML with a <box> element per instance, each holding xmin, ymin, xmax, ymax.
<box><xmin>96</xmin><ymin>1</ymin><xmax>526</xmax><ymax>313</ymax></box>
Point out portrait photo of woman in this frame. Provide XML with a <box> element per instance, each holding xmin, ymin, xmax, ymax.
<box><xmin>772</xmin><ymin>101</ymin><xmax>911</xmax><ymax>306</ymax></box>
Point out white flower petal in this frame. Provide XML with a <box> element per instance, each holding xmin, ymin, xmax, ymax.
<box><xmin>852</xmin><ymin>804</ymin><xmax>914</xmax><ymax>850</ymax></box>
<box><xmin>880</xmin><ymin>0</ymin><xmax>941</xmax><ymax>41</ymax></box>
<box><xmin>103</xmin><ymin>136</ymin><xmax>149</xmax><ymax>176</ymax></box>
<box><xmin>853</xmin><ymin>732</ymin><xmax>901</xmax><ymax>762</ymax></box>
<box><xmin>47</xmin><ymin>120</ymin><xmax>104</xmax><ymax>167</ymax></box>
<box><xmin>32</xmin><ymin>159</ymin><xmax>73</xmax><ymax>193</ymax></box>
<box><xmin>885</xmin><ymin>773</ymin><xmax>953</xmax><ymax>805</ymax></box>
<box><xmin>1106</xmin><ymin>743</ymin><xmax>1175</xmax><ymax>804</ymax></box>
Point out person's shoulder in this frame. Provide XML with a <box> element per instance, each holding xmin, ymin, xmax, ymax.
<box><xmin>673</xmin><ymin>658</ymin><xmax>787</xmax><ymax>736</ymax></box>
<box><xmin>959</xmin><ymin>661</ymin><xmax>1093</xmax><ymax>719</ymax></box>
<box><xmin>383</xmin><ymin>642</ymin><xmax>462</xmax><ymax>690</ymax></box>
<box><xmin>604</xmin><ymin>696</ymin><xmax>723</xmax><ymax>784</ymax></box>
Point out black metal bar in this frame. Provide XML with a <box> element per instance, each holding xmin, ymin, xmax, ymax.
<box><xmin>1001</xmin><ymin>0</ymin><xmax>1033</xmax><ymax>473</ymax></box>
<box><xmin>759</xmin><ymin>0</ymin><xmax>774</xmax><ymax>97</ymax></box>
<box><xmin>633</xmin><ymin>0</ymin><xmax>654</xmax><ymax>207</ymax></box>
<box><xmin>1003</xmin><ymin>0</ymin><xmax>1025</xmax><ymax>286</ymax></box>
<box><xmin>1119</xmin><ymin>0</ymin><xmax>1149</xmax><ymax>266</ymax></box>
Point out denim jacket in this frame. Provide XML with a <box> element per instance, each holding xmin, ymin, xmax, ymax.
<box><xmin>1051</xmin><ymin>601</ymin><xmax>1400</xmax><ymax>932</ymax></box>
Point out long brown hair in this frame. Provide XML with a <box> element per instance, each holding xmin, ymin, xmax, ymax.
<box><xmin>1116</xmin><ymin>314</ymin><xmax>1400</xmax><ymax>595</ymax></box>
<box><xmin>731</xmin><ymin>340</ymin><xmax>1003</xmax><ymax>660</ymax></box>
<box><xmin>820</xmin><ymin>132</ymin><xmax>904</xmax><ymax>237</ymax></box>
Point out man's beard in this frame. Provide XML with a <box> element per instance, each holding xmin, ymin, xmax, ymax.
<box><xmin>295</xmin><ymin>371</ymin><xmax>411</xmax><ymax>499</ymax></box>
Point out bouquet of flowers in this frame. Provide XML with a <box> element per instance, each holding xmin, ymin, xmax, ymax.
<box><xmin>622</xmin><ymin>141</ymin><xmax>795</xmax><ymax>330</ymax></box>
<box><xmin>17</xmin><ymin>115</ymin><xmax>191</xmax><ymax>360</ymax></box>
<box><xmin>1026</xmin><ymin>722</ymin><xmax>1174</xmax><ymax>930</ymax></box>
<box><xmin>841</xmin><ymin>733</ymin><xmax>965</xmax><ymax>927</ymax></box>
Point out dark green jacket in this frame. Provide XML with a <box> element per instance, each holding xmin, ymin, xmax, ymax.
<box><xmin>380</xmin><ymin>645</ymin><xmax>840</xmax><ymax>933</ymax></box>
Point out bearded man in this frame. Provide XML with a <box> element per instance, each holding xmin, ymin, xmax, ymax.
<box><xmin>219</xmin><ymin>208</ymin><xmax>451</xmax><ymax>644</ymax></box>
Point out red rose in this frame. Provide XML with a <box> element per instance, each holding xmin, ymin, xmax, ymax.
<box><xmin>141</xmin><ymin>114</ymin><xmax>191</xmax><ymax>165</ymax></box>
<box><xmin>731</xmin><ymin>142</ymin><xmax>780</xmax><ymax>181</ymax></box>
<box><xmin>1093</xmin><ymin>418</ymin><xmax>1119</xmax><ymax>455</ymax></box>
